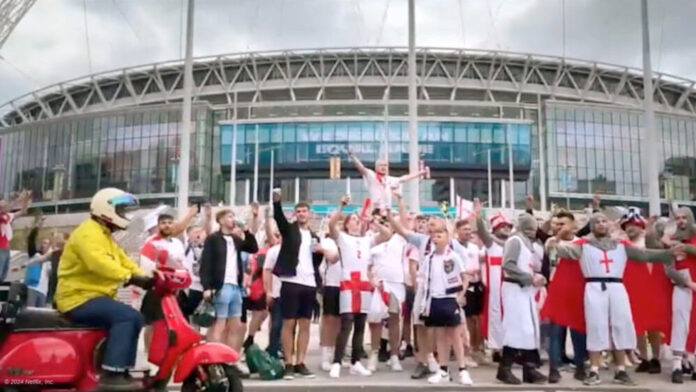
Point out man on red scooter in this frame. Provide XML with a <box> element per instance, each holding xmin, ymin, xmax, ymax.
<box><xmin>55</xmin><ymin>188</ymin><xmax>154</xmax><ymax>391</ymax></box>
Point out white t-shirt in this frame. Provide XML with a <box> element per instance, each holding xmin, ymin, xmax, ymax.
<box><xmin>263</xmin><ymin>244</ymin><xmax>282</xmax><ymax>298</ymax></box>
<box><xmin>281</xmin><ymin>229</ymin><xmax>317</xmax><ymax>288</ymax></box>
<box><xmin>27</xmin><ymin>253</ymin><xmax>51</xmax><ymax>296</ymax></box>
<box><xmin>139</xmin><ymin>234</ymin><xmax>187</xmax><ymax>273</ymax></box>
<box><xmin>364</xmin><ymin>170</ymin><xmax>401</xmax><ymax>209</ymax></box>
<box><xmin>429</xmin><ymin>251</ymin><xmax>465</xmax><ymax>299</ymax></box>
<box><xmin>223</xmin><ymin>235</ymin><xmax>239</xmax><ymax>285</ymax></box>
<box><xmin>183</xmin><ymin>242</ymin><xmax>204</xmax><ymax>292</ymax></box>
<box><xmin>452</xmin><ymin>239</ymin><xmax>481</xmax><ymax>282</ymax></box>
<box><xmin>320</xmin><ymin>237</ymin><xmax>341</xmax><ymax>287</ymax></box>
<box><xmin>370</xmin><ymin>235</ymin><xmax>407</xmax><ymax>284</ymax></box>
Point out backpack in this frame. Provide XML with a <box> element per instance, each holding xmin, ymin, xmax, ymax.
<box><xmin>245</xmin><ymin>344</ymin><xmax>284</xmax><ymax>380</ymax></box>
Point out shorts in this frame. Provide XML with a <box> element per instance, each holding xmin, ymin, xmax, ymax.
<box><xmin>425</xmin><ymin>297</ymin><xmax>462</xmax><ymax>327</ymax></box>
<box><xmin>464</xmin><ymin>281</ymin><xmax>485</xmax><ymax>316</ymax></box>
<box><xmin>141</xmin><ymin>290</ymin><xmax>163</xmax><ymax>325</ymax></box>
<box><xmin>212</xmin><ymin>284</ymin><xmax>244</xmax><ymax>319</ymax></box>
<box><xmin>404</xmin><ymin>286</ymin><xmax>415</xmax><ymax>316</ymax></box>
<box><xmin>246</xmin><ymin>295</ymin><xmax>267</xmax><ymax>312</ymax></box>
<box><xmin>323</xmin><ymin>286</ymin><xmax>340</xmax><ymax>317</ymax></box>
<box><xmin>281</xmin><ymin>281</ymin><xmax>316</xmax><ymax>320</ymax></box>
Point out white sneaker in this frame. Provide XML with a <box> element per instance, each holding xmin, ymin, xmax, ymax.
<box><xmin>458</xmin><ymin>369</ymin><xmax>474</xmax><ymax>385</ymax></box>
<box><xmin>350</xmin><ymin>361</ymin><xmax>372</xmax><ymax>376</ymax></box>
<box><xmin>427</xmin><ymin>354</ymin><xmax>440</xmax><ymax>373</ymax></box>
<box><xmin>235</xmin><ymin>361</ymin><xmax>250</xmax><ymax>376</ymax></box>
<box><xmin>329</xmin><ymin>363</ymin><xmax>341</xmax><ymax>378</ymax></box>
<box><xmin>465</xmin><ymin>355</ymin><xmax>478</xmax><ymax>368</ymax></box>
<box><xmin>389</xmin><ymin>355</ymin><xmax>403</xmax><ymax>372</ymax></box>
<box><xmin>367</xmin><ymin>352</ymin><xmax>378</xmax><ymax>372</ymax></box>
<box><xmin>428</xmin><ymin>369</ymin><xmax>449</xmax><ymax>384</ymax></box>
<box><xmin>321</xmin><ymin>360</ymin><xmax>332</xmax><ymax>372</ymax></box>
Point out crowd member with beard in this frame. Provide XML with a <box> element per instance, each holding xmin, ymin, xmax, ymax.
<box><xmin>348</xmin><ymin>151</ymin><xmax>427</xmax><ymax>213</ymax></box>
<box><xmin>474</xmin><ymin>199</ymin><xmax>512</xmax><ymax>361</ymax></box>
<box><xmin>540</xmin><ymin>211</ymin><xmax>587</xmax><ymax>383</ymax></box>
<box><xmin>139</xmin><ymin>214</ymin><xmax>187</xmax><ymax>351</ymax></box>
<box><xmin>620</xmin><ymin>208</ymin><xmax>671</xmax><ymax>375</ymax></box>
<box><xmin>662</xmin><ymin>207</ymin><xmax>696</xmax><ymax>383</ymax></box>
<box><xmin>496</xmin><ymin>214</ymin><xmax>548</xmax><ymax>385</ymax></box>
<box><xmin>367</xmin><ymin>205</ymin><xmax>410</xmax><ymax>373</ymax></box>
<box><xmin>200</xmin><ymin>209</ymin><xmax>259</xmax><ymax>355</ymax></box>
<box><xmin>548</xmin><ymin>213</ymin><xmax>682</xmax><ymax>386</ymax></box>
<box><xmin>178</xmin><ymin>204</ymin><xmax>212</xmax><ymax>321</ymax></box>
<box><xmin>390</xmin><ymin>214</ymin><xmax>473</xmax><ymax>385</ymax></box>
<box><xmin>327</xmin><ymin>195</ymin><xmax>376</xmax><ymax>378</ymax></box>
<box><xmin>272</xmin><ymin>190</ymin><xmax>326</xmax><ymax>379</ymax></box>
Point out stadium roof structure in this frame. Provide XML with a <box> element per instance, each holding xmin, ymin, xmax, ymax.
<box><xmin>2</xmin><ymin>47</ymin><xmax>696</xmax><ymax>128</ymax></box>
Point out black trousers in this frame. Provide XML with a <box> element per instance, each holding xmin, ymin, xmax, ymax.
<box><xmin>333</xmin><ymin>313</ymin><xmax>367</xmax><ymax>364</ymax></box>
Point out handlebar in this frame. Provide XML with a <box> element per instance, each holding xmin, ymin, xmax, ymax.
<box><xmin>126</xmin><ymin>275</ymin><xmax>155</xmax><ymax>290</ymax></box>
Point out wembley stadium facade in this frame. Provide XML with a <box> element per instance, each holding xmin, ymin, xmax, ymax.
<box><xmin>1</xmin><ymin>47</ymin><xmax>696</xmax><ymax>213</ymax></box>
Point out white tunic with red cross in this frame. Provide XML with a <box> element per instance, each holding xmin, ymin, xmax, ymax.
<box><xmin>337</xmin><ymin>232</ymin><xmax>374</xmax><ymax>314</ymax></box>
<box><xmin>139</xmin><ymin>234</ymin><xmax>186</xmax><ymax>273</ymax></box>
<box><xmin>575</xmin><ymin>239</ymin><xmax>636</xmax><ymax>351</ymax></box>
<box><xmin>483</xmin><ymin>241</ymin><xmax>504</xmax><ymax>350</ymax></box>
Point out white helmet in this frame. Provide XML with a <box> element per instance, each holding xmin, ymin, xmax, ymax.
<box><xmin>90</xmin><ymin>188</ymin><xmax>139</xmax><ymax>230</ymax></box>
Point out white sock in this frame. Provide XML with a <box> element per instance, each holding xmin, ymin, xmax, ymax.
<box><xmin>590</xmin><ymin>365</ymin><xmax>599</xmax><ymax>373</ymax></box>
<box><xmin>673</xmin><ymin>357</ymin><xmax>683</xmax><ymax>371</ymax></box>
<box><xmin>616</xmin><ymin>365</ymin><xmax>626</xmax><ymax>372</ymax></box>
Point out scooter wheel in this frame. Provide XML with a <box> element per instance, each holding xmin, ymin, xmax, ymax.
<box><xmin>181</xmin><ymin>364</ymin><xmax>243</xmax><ymax>392</ymax></box>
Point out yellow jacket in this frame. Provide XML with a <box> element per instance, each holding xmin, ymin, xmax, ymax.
<box><xmin>55</xmin><ymin>218</ymin><xmax>144</xmax><ymax>313</ymax></box>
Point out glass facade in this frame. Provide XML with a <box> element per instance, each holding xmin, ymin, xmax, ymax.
<box><xmin>221</xmin><ymin>121</ymin><xmax>533</xmax><ymax>167</ymax></box>
<box><xmin>0</xmin><ymin>105</ymin><xmax>215</xmax><ymax>208</ymax></box>
<box><xmin>546</xmin><ymin>102</ymin><xmax>696</xmax><ymax>204</ymax></box>
<box><xmin>220</xmin><ymin>120</ymin><xmax>532</xmax><ymax>205</ymax></box>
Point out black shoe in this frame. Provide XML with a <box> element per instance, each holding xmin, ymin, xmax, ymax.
<box><xmin>404</xmin><ymin>344</ymin><xmax>414</xmax><ymax>358</ymax></box>
<box><xmin>672</xmin><ymin>369</ymin><xmax>684</xmax><ymax>384</ymax></box>
<box><xmin>647</xmin><ymin>358</ymin><xmax>662</xmax><ymax>374</ymax></box>
<box><xmin>283</xmin><ymin>364</ymin><xmax>295</xmax><ymax>380</ymax></box>
<box><xmin>548</xmin><ymin>369</ymin><xmax>561</xmax><ymax>384</ymax></box>
<box><xmin>492</xmin><ymin>351</ymin><xmax>502</xmax><ymax>363</ymax></box>
<box><xmin>561</xmin><ymin>354</ymin><xmax>573</xmax><ymax>366</ymax></box>
<box><xmin>99</xmin><ymin>371</ymin><xmax>141</xmax><ymax>391</ymax></box>
<box><xmin>613</xmin><ymin>370</ymin><xmax>635</xmax><ymax>386</ymax></box>
<box><xmin>294</xmin><ymin>363</ymin><xmax>315</xmax><ymax>379</ymax></box>
<box><xmin>635</xmin><ymin>359</ymin><xmax>650</xmax><ymax>373</ymax></box>
<box><xmin>378</xmin><ymin>347</ymin><xmax>390</xmax><ymax>362</ymax></box>
<box><xmin>583</xmin><ymin>371</ymin><xmax>601</xmax><ymax>386</ymax></box>
<box><xmin>523</xmin><ymin>367</ymin><xmax>548</xmax><ymax>384</ymax></box>
<box><xmin>574</xmin><ymin>368</ymin><xmax>587</xmax><ymax>381</ymax></box>
<box><xmin>496</xmin><ymin>367</ymin><xmax>521</xmax><ymax>385</ymax></box>
<box><xmin>683</xmin><ymin>361</ymin><xmax>694</xmax><ymax>375</ymax></box>
<box><xmin>411</xmin><ymin>362</ymin><xmax>430</xmax><ymax>380</ymax></box>
<box><xmin>692</xmin><ymin>371</ymin><xmax>696</xmax><ymax>381</ymax></box>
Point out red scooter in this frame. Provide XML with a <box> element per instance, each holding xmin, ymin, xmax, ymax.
<box><xmin>0</xmin><ymin>266</ymin><xmax>243</xmax><ymax>391</ymax></box>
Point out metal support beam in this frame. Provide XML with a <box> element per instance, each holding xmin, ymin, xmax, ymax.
<box><xmin>407</xmin><ymin>0</ymin><xmax>419</xmax><ymax>212</ymax></box>
<box><xmin>176</xmin><ymin>0</ymin><xmax>194</xmax><ymax>215</ymax></box>
<box><xmin>641</xmin><ymin>0</ymin><xmax>660</xmax><ymax>216</ymax></box>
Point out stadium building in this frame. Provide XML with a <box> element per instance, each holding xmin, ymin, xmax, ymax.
<box><xmin>1</xmin><ymin>47</ymin><xmax>696</xmax><ymax>213</ymax></box>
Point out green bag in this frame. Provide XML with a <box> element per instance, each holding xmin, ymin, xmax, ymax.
<box><xmin>244</xmin><ymin>344</ymin><xmax>284</xmax><ymax>380</ymax></box>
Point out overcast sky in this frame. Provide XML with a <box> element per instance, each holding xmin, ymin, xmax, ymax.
<box><xmin>1</xmin><ymin>0</ymin><xmax>694</xmax><ymax>105</ymax></box>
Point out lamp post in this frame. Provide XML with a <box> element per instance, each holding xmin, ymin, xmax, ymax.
<box><xmin>473</xmin><ymin>147</ymin><xmax>509</xmax><ymax>209</ymax></box>
<box><xmin>52</xmin><ymin>164</ymin><xmax>66</xmax><ymax>214</ymax></box>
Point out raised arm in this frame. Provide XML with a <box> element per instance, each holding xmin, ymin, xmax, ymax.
<box><xmin>171</xmin><ymin>206</ymin><xmax>198</xmax><ymax>237</ymax></box>
<box><xmin>502</xmin><ymin>237</ymin><xmax>534</xmax><ymax>286</ymax></box>
<box><xmin>348</xmin><ymin>150</ymin><xmax>370</xmax><ymax>177</ymax></box>
<box><xmin>396</xmin><ymin>168</ymin><xmax>428</xmax><ymax>185</ymax></box>
<box><xmin>387</xmin><ymin>209</ymin><xmax>413</xmax><ymax>240</ymax></box>
<box><xmin>394</xmin><ymin>191</ymin><xmax>409</xmax><ymax>224</ymax></box>
<box><xmin>329</xmin><ymin>195</ymin><xmax>349</xmax><ymax>240</ymax></box>
<box><xmin>272</xmin><ymin>190</ymin><xmax>290</xmax><ymax>236</ymax></box>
